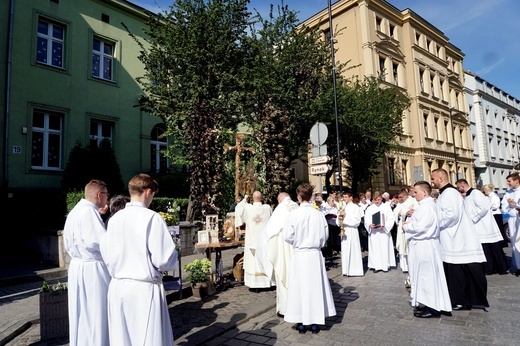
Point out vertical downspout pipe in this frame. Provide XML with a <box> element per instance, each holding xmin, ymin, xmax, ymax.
<box><xmin>4</xmin><ymin>0</ymin><xmax>15</xmax><ymax>193</ymax></box>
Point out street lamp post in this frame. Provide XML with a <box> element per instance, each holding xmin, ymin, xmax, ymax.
<box><xmin>327</xmin><ymin>0</ymin><xmax>344</xmax><ymax>237</ymax></box>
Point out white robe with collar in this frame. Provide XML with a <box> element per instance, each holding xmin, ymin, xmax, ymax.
<box><xmin>337</xmin><ymin>202</ymin><xmax>364</xmax><ymax>276</ymax></box>
<box><xmin>64</xmin><ymin>198</ymin><xmax>111</xmax><ymax>346</ymax></box>
<box><xmin>364</xmin><ymin>202</ymin><xmax>396</xmax><ymax>271</ymax></box>
<box><xmin>501</xmin><ymin>186</ymin><xmax>520</xmax><ymax>267</ymax></box>
<box><xmin>100</xmin><ymin>202</ymin><xmax>178</xmax><ymax>346</ymax></box>
<box><xmin>404</xmin><ymin>197</ymin><xmax>452</xmax><ymax>313</ymax></box>
<box><xmin>283</xmin><ymin>202</ymin><xmax>336</xmax><ymax>325</ymax></box>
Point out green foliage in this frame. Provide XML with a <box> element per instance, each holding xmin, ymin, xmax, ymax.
<box><xmin>66</xmin><ymin>191</ymin><xmax>84</xmax><ymax>214</ymax></box>
<box><xmin>150</xmin><ymin>197</ymin><xmax>189</xmax><ymax>221</ymax></box>
<box><xmin>153</xmin><ymin>173</ymin><xmax>190</xmax><ymax>198</ymax></box>
<box><xmin>183</xmin><ymin>258</ymin><xmax>212</xmax><ymax>284</ymax></box>
<box><xmin>314</xmin><ymin>75</ymin><xmax>411</xmax><ymax>194</ymax></box>
<box><xmin>130</xmin><ymin>0</ymin><xmax>252</xmax><ymax>221</ymax></box>
<box><xmin>61</xmin><ymin>139</ymin><xmax>125</xmax><ymax>195</ymax></box>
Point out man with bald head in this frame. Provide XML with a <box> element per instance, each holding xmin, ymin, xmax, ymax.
<box><xmin>235</xmin><ymin>190</ymin><xmax>273</xmax><ymax>290</ymax></box>
<box><xmin>431</xmin><ymin>168</ymin><xmax>488</xmax><ymax>310</ymax></box>
<box><xmin>256</xmin><ymin>192</ymin><xmax>299</xmax><ymax>316</ymax></box>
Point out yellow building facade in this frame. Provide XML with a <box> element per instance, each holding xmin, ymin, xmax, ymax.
<box><xmin>304</xmin><ymin>0</ymin><xmax>474</xmax><ymax>193</ymax></box>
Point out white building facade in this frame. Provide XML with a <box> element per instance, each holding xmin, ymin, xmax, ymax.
<box><xmin>465</xmin><ymin>70</ymin><xmax>520</xmax><ymax>194</ymax></box>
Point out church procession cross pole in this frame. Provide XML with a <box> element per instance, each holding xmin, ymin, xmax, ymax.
<box><xmin>223</xmin><ymin>132</ymin><xmax>254</xmax><ymax>202</ymax></box>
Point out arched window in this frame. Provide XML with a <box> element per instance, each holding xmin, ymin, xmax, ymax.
<box><xmin>150</xmin><ymin>125</ymin><xmax>168</xmax><ymax>173</ymax></box>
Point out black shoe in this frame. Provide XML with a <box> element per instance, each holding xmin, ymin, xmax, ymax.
<box><xmin>413</xmin><ymin>305</ymin><xmax>427</xmax><ymax>312</ymax></box>
<box><xmin>298</xmin><ymin>324</ymin><xmax>307</xmax><ymax>334</ymax></box>
<box><xmin>277</xmin><ymin>312</ymin><xmax>284</xmax><ymax>318</ymax></box>
<box><xmin>291</xmin><ymin>323</ymin><xmax>300</xmax><ymax>330</ymax></box>
<box><xmin>452</xmin><ymin>304</ymin><xmax>472</xmax><ymax>311</ymax></box>
<box><xmin>414</xmin><ymin>307</ymin><xmax>440</xmax><ymax>318</ymax></box>
<box><xmin>310</xmin><ymin>324</ymin><xmax>320</xmax><ymax>334</ymax></box>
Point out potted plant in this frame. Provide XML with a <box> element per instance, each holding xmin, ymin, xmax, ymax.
<box><xmin>39</xmin><ymin>281</ymin><xmax>69</xmax><ymax>340</ymax></box>
<box><xmin>183</xmin><ymin>258</ymin><xmax>214</xmax><ymax>299</ymax></box>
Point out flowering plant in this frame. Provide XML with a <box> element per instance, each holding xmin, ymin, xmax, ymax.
<box><xmin>159</xmin><ymin>201</ymin><xmax>180</xmax><ymax>226</ymax></box>
<box><xmin>183</xmin><ymin>258</ymin><xmax>212</xmax><ymax>285</ymax></box>
<box><xmin>40</xmin><ymin>280</ymin><xmax>68</xmax><ymax>293</ymax></box>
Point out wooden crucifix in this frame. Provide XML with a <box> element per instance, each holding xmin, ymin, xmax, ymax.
<box><xmin>224</xmin><ymin>132</ymin><xmax>254</xmax><ymax>201</ymax></box>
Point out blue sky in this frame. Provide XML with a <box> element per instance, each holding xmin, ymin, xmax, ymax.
<box><xmin>134</xmin><ymin>0</ymin><xmax>520</xmax><ymax>100</ymax></box>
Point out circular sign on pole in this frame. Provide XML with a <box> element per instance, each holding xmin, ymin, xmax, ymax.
<box><xmin>309</xmin><ymin>122</ymin><xmax>328</xmax><ymax>146</ymax></box>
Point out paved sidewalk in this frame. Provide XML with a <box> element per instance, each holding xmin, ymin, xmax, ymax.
<box><xmin>2</xmin><ymin>246</ymin><xmax>519</xmax><ymax>345</ymax></box>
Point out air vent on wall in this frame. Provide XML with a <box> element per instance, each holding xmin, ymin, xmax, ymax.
<box><xmin>101</xmin><ymin>13</ymin><xmax>110</xmax><ymax>23</ymax></box>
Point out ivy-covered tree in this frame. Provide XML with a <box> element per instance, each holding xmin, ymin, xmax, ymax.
<box><xmin>130</xmin><ymin>0</ymin><xmax>251</xmax><ymax>221</ymax></box>
<box><xmin>315</xmin><ymin>75</ymin><xmax>411</xmax><ymax>195</ymax></box>
<box><xmin>242</xmin><ymin>4</ymin><xmax>337</xmax><ymax>204</ymax></box>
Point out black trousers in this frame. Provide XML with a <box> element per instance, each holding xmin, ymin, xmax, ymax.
<box><xmin>443</xmin><ymin>262</ymin><xmax>489</xmax><ymax>307</ymax></box>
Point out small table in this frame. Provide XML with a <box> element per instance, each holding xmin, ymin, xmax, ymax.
<box><xmin>195</xmin><ymin>240</ymin><xmax>245</xmax><ymax>289</ymax></box>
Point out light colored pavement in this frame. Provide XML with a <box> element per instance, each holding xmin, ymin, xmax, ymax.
<box><xmin>1</xmin><ymin>246</ymin><xmax>519</xmax><ymax>346</ymax></box>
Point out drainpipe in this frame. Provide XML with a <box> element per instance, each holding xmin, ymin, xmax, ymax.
<box><xmin>4</xmin><ymin>0</ymin><xmax>15</xmax><ymax>193</ymax></box>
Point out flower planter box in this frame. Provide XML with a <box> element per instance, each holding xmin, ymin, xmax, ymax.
<box><xmin>40</xmin><ymin>291</ymin><xmax>69</xmax><ymax>340</ymax></box>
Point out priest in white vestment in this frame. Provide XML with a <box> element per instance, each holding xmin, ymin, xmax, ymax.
<box><xmin>393</xmin><ymin>189</ymin><xmax>419</xmax><ymax>273</ymax></box>
<box><xmin>235</xmin><ymin>191</ymin><xmax>273</xmax><ymax>289</ymax></box>
<box><xmin>100</xmin><ymin>174</ymin><xmax>178</xmax><ymax>346</ymax></box>
<box><xmin>364</xmin><ymin>191</ymin><xmax>396</xmax><ymax>272</ymax></box>
<box><xmin>431</xmin><ymin>168</ymin><xmax>488</xmax><ymax>310</ymax></box>
<box><xmin>64</xmin><ymin>179</ymin><xmax>111</xmax><ymax>346</ymax></box>
<box><xmin>256</xmin><ymin>192</ymin><xmax>298</xmax><ymax>315</ymax></box>
<box><xmin>456</xmin><ymin>179</ymin><xmax>508</xmax><ymax>275</ymax></box>
<box><xmin>404</xmin><ymin>181</ymin><xmax>452</xmax><ymax>318</ymax></box>
<box><xmin>336</xmin><ymin>192</ymin><xmax>364</xmax><ymax>276</ymax></box>
<box><xmin>283</xmin><ymin>183</ymin><xmax>336</xmax><ymax>334</ymax></box>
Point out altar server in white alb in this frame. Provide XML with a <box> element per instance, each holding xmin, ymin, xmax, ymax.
<box><xmin>431</xmin><ymin>168</ymin><xmax>488</xmax><ymax>310</ymax></box>
<box><xmin>101</xmin><ymin>174</ymin><xmax>178</xmax><ymax>346</ymax></box>
<box><xmin>501</xmin><ymin>172</ymin><xmax>520</xmax><ymax>275</ymax></box>
<box><xmin>456</xmin><ymin>179</ymin><xmax>508</xmax><ymax>275</ymax></box>
<box><xmin>283</xmin><ymin>183</ymin><xmax>336</xmax><ymax>334</ymax></box>
<box><xmin>64</xmin><ymin>179</ymin><xmax>111</xmax><ymax>346</ymax></box>
<box><xmin>336</xmin><ymin>192</ymin><xmax>364</xmax><ymax>276</ymax></box>
<box><xmin>404</xmin><ymin>181</ymin><xmax>452</xmax><ymax>318</ymax></box>
<box><xmin>235</xmin><ymin>191</ymin><xmax>273</xmax><ymax>289</ymax></box>
<box><xmin>364</xmin><ymin>191</ymin><xmax>396</xmax><ymax>272</ymax></box>
<box><xmin>255</xmin><ymin>192</ymin><xmax>299</xmax><ymax>316</ymax></box>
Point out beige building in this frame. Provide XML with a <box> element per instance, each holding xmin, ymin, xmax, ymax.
<box><xmin>304</xmin><ymin>0</ymin><xmax>474</xmax><ymax>193</ymax></box>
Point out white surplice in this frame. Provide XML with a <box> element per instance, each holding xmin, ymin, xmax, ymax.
<box><xmin>393</xmin><ymin>196</ymin><xmax>418</xmax><ymax>272</ymax></box>
<box><xmin>336</xmin><ymin>202</ymin><xmax>364</xmax><ymax>276</ymax></box>
<box><xmin>255</xmin><ymin>196</ymin><xmax>299</xmax><ymax>314</ymax></box>
<box><xmin>100</xmin><ymin>202</ymin><xmax>178</xmax><ymax>346</ymax></box>
<box><xmin>404</xmin><ymin>196</ymin><xmax>452</xmax><ymax>313</ymax></box>
<box><xmin>63</xmin><ymin>198</ymin><xmax>111</xmax><ymax>346</ymax></box>
<box><xmin>235</xmin><ymin>199</ymin><xmax>273</xmax><ymax>288</ymax></box>
<box><xmin>364</xmin><ymin>202</ymin><xmax>396</xmax><ymax>271</ymax></box>
<box><xmin>283</xmin><ymin>202</ymin><xmax>336</xmax><ymax>325</ymax></box>
<box><xmin>437</xmin><ymin>186</ymin><xmax>486</xmax><ymax>264</ymax></box>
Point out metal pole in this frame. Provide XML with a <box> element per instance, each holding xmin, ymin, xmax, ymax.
<box><xmin>328</xmin><ymin>1</ymin><xmax>345</xmax><ymax>237</ymax></box>
<box><xmin>328</xmin><ymin>0</ymin><xmax>342</xmax><ymax>193</ymax></box>
<box><xmin>450</xmin><ymin>107</ymin><xmax>459</xmax><ymax>179</ymax></box>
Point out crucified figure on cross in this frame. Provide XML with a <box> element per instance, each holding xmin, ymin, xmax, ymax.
<box><xmin>224</xmin><ymin>132</ymin><xmax>255</xmax><ymax>202</ymax></box>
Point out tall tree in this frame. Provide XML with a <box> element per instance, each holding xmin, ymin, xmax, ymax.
<box><xmin>130</xmin><ymin>0</ymin><xmax>251</xmax><ymax>221</ymax></box>
<box><xmin>242</xmin><ymin>4</ymin><xmax>337</xmax><ymax>204</ymax></box>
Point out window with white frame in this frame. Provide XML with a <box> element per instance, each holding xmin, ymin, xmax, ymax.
<box><xmin>36</xmin><ymin>18</ymin><xmax>65</xmax><ymax>68</ymax></box>
<box><xmin>31</xmin><ymin>109</ymin><xmax>63</xmax><ymax>170</ymax></box>
<box><xmin>151</xmin><ymin>126</ymin><xmax>168</xmax><ymax>173</ymax></box>
<box><xmin>90</xmin><ymin>119</ymin><xmax>113</xmax><ymax>147</ymax></box>
<box><xmin>92</xmin><ymin>37</ymin><xmax>114</xmax><ymax>81</ymax></box>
